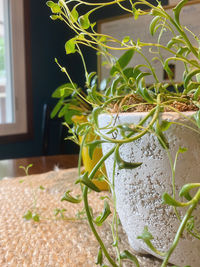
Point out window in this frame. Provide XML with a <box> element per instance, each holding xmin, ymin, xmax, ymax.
<box><xmin>0</xmin><ymin>0</ymin><xmax>32</xmax><ymax>142</ymax></box>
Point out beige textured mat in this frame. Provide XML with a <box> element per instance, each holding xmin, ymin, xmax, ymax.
<box><xmin>0</xmin><ymin>168</ymin><xmax>161</xmax><ymax>267</ymax></box>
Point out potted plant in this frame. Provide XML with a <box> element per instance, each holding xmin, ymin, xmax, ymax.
<box><xmin>47</xmin><ymin>0</ymin><xmax>200</xmax><ymax>266</ymax></box>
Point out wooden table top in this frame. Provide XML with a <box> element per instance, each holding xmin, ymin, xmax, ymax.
<box><xmin>0</xmin><ymin>154</ymin><xmax>79</xmax><ymax>179</ymax></box>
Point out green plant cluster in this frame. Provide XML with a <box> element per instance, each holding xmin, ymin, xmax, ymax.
<box><xmin>47</xmin><ymin>0</ymin><xmax>200</xmax><ymax>266</ymax></box>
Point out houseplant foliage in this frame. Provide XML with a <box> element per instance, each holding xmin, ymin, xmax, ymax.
<box><xmin>47</xmin><ymin>0</ymin><xmax>200</xmax><ymax>266</ymax></box>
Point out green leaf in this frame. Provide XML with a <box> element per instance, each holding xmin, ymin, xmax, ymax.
<box><xmin>52</xmin><ymin>83</ymin><xmax>76</xmax><ymax>98</ymax></box>
<box><xmin>96</xmin><ymin>247</ymin><xmax>103</xmax><ymax>265</ymax></box>
<box><xmin>87</xmin><ymin>140</ymin><xmax>106</xmax><ymax>160</ymax></box>
<box><xmin>155</xmin><ymin>120</ymin><xmax>169</xmax><ymax>149</ymax></box>
<box><xmin>33</xmin><ymin>213</ymin><xmax>40</xmax><ymax>222</ymax></box>
<box><xmin>194</xmin><ymin>110</ymin><xmax>200</xmax><ymax>128</ymax></box>
<box><xmin>50</xmin><ymin>98</ymin><xmax>64</xmax><ymax>119</ymax></box>
<box><xmin>50</xmin><ymin>15</ymin><xmax>62</xmax><ymax>21</ymax></box>
<box><xmin>122</xmin><ymin>36</ymin><xmax>130</xmax><ymax>43</ymax></box>
<box><xmin>178</xmin><ymin>147</ymin><xmax>187</xmax><ymax>154</ymax></box>
<box><xmin>64</xmin><ymin>109</ymin><xmax>81</xmax><ymax>124</ymax></box>
<box><xmin>111</xmin><ymin>77</ymin><xmax>122</xmax><ymax>95</ymax></box>
<box><xmin>137</xmin><ymin>82</ymin><xmax>155</xmax><ymax>104</ymax></box>
<box><xmin>65</xmin><ymin>38</ymin><xmax>77</xmax><ymax>54</ymax></box>
<box><xmin>162</xmin><ymin>192</ymin><xmax>183</xmax><ymax>207</ymax></box>
<box><xmin>137</xmin><ymin>226</ymin><xmax>153</xmax><ymax>242</ymax></box>
<box><xmin>58</xmin><ymin>105</ymin><xmax>70</xmax><ymax>118</ymax></box>
<box><xmin>115</xmin><ymin>146</ymin><xmax>142</xmax><ymax>170</ymax></box>
<box><xmin>136</xmin><ymin>72</ymin><xmax>151</xmax><ymax>87</ymax></box>
<box><xmin>39</xmin><ymin>185</ymin><xmax>45</xmax><ymax>190</ymax></box>
<box><xmin>94</xmin><ymin>201</ymin><xmax>111</xmax><ymax>226</ymax></box>
<box><xmin>110</xmin><ymin>50</ymin><xmax>134</xmax><ymax>76</ymax></box>
<box><xmin>23</xmin><ymin>210</ymin><xmax>33</xmax><ymax>221</ymax></box>
<box><xmin>149</xmin><ymin>16</ymin><xmax>160</xmax><ymax>36</ymax></box>
<box><xmin>47</xmin><ymin>2</ymin><xmax>61</xmax><ymax>13</ymax></box>
<box><xmin>173</xmin><ymin>0</ymin><xmax>188</xmax><ymax>26</ymax></box>
<box><xmin>76</xmin><ymin>172</ymin><xmax>101</xmax><ymax>192</ymax></box>
<box><xmin>86</xmin><ymin>72</ymin><xmax>96</xmax><ymax>86</ymax></box>
<box><xmin>179</xmin><ymin>183</ymin><xmax>200</xmax><ymax>200</ymax></box>
<box><xmin>61</xmin><ymin>190</ymin><xmax>82</xmax><ymax>203</ymax></box>
<box><xmin>71</xmin><ymin>7</ymin><xmax>79</xmax><ymax>22</ymax></box>
<box><xmin>163</xmin><ymin>59</ymin><xmax>174</xmax><ymax>79</ymax></box>
<box><xmin>132</xmin><ymin>7</ymin><xmax>140</xmax><ymax>20</ymax></box>
<box><xmin>184</xmin><ymin>69</ymin><xmax>200</xmax><ymax>89</ymax></box>
<box><xmin>193</xmin><ymin>86</ymin><xmax>200</xmax><ymax>100</ymax></box>
<box><xmin>92</xmin><ymin>107</ymin><xmax>103</xmax><ymax>127</ymax></box>
<box><xmin>150</xmin><ymin>8</ymin><xmax>167</xmax><ymax>18</ymax></box>
<box><xmin>120</xmin><ymin>250</ymin><xmax>139</xmax><ymax>267</ymax></box>
<box><xmin>159</xmin><ymin>120</ymin><xmax>172</xmax><ymax>131</ymax></box>
<box><xmin>78</xmin><ymin>14</ymin><xmax>90</xmax><ymax>29</ymax></box>
<box><xmin>46</xmin><ymin>1</ymin><xmax>54</xmax><ymax>7</ymax></box>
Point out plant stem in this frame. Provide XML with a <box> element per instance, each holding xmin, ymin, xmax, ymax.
<box><xmin>83</xmin><ymin>146</ymin><xmax>118</xmax><ymax>267</ymax></box>
<box><xmin>161</xmin><ymin>189</ymin><xmax>200</xmax><ymax>266</ymax></box>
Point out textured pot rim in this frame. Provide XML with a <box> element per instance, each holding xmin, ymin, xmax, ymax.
<box><xmin>99</xmin><ymin>111</ymin><xmax>196</xmax><ymax>116</ymax></box>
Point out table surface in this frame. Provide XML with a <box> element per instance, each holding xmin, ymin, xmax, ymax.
<box><xmin>0</xmin><ymin>154</ymin><xmax>79</xmax><ymax>179</ymax></box>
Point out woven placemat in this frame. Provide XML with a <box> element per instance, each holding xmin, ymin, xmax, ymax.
<box><xmin>0</xmin><ymin>168</ymin><xmax>161</xmax><ymax>266</ymax></box>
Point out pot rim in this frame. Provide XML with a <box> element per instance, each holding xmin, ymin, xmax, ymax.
<box><xmin>99</xmin><ymin>111</ymin><xmax>196</xmax><ymax>117</ymax></box>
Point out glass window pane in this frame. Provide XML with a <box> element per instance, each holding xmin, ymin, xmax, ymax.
<box><xmin>0</xmin><ymin>0</ymin><xmax>14</xmax><ymax>124</ymax></box>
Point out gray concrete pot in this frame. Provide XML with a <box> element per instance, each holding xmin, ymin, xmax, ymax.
<box><xmin>98</xmin><ymin>111</ymin><xmax>200</xmax><ymax>267</ymax></box>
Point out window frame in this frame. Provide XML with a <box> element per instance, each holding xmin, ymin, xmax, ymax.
<box><xmin>0</xmin><ymin>0</ymin><xmax>33</xmax><ymax>143</ymax></box>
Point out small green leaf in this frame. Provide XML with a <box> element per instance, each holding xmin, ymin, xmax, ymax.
<box><xmin>52</xmin><ymin>83</ymin><xmax>76</xmax><ymax>98</ymax></box>
<box><xmin>173</xmin><ymin>0</ymin><xmax>188</xmax><ymax>26</ymax></box>
<box><xmin>94</xmin><ymin>201</ymin><xmax>111</xmax><ymax>226</ymax></box>
<box><xmin>50</xmin><ymin>98</ymin><xmax>64</xmax><ymax>119</ymax></box>
<box><xmin>184</xmin><ymin>69</ymin><xmax>200</xmax><ymax>89</ymax></box>
<box><xmin>65</xmin><ymin>109</ymin><xmax>81</xmax><ymax>124</ymax></box>
<box><xmin>179</xmin><ymin>183</ymin><xmax>200</xmax><ymax>200</ymax></box>
<box><xmin>132</xmin><ymin>7</ymin><xmax>140</xmax><ymax>20</ymax></box>
<box><xmin>46</xmin><ymin>1</ymin><xmax>55</xmax><ymax>8</ymax></box>
<box><xmin>76</xmin><ymin>172</ymin><xmax>101</xmax><ymax>192</ymax></box>
<box><xmin>92</xmin><ymin>107</ymin><xmax>103</xmax><ymax>127</ymax></box>
<box><xmin>155</xmin><ymin>120</ymin><xmax>169</xmax><ymax>149</ymax></box>
<box><xmin>163</xmin><ymin>59</ymin><xmax>174</xmax><ymax>79</ymax></box>
<box><xmin>58</xmin><ymin>105</ymin><xmax>70</xmax><ymax>118</ymax></box>
<box><xmin>137</xmin><ymin>226</ymin><xmax>153</xmax><ymax>242</ymax></box>
<box><xmin>162</xmin><ymin>192</ymin><xmax>183</xmax><ymax>207</ymax></box>
<box><xmin>86</xmin><ymin>72</ymin><xmax>96</xmax><ymax>86</ymax></box>
<box><xmin>120</xmin><ymin>250</ymin><xmax>139</xmax><ymax>267</ymax></box>
<box><xmin>193</xmin><ymin>86</ymin><xmax>200</xmax><ymax>100</ymax></box>
<box><xmin>50</xmin><ymin>15</ymin><xmax>62</xmax><ymax>21</ymax></box>
<box><xmin>71</xmin><ymin>7</ymin><xmax>79</xmax><ymax>22</ymax></box>
<box><xmin>39</xmin><ymin>185</ymin><xmax>45</xmax><ymax>190</ymax></box>
<box><xmin>61</xmin><ymin>190</ymin><xmax>82</xmax><ymax>203</ymax></box>
<box><xmin>110</xmin><ymin>50</ymin><xmax>134</xmax><ymax>76</ymax></box>
<box><xmin>122</xmin><ymin>36</ymin><xmax>130</xmax><ymax>43</ymax></box>
<box><xmin>65</xmin><ymin>38</ymin><xmax>77</xmax><ymax>54</ymax></box>
<box><xmin>96</xmin><ymin>247</ymin><xmax>103</xmax><ymax>265</ymax></box>
<box><xmin>159</xmin><ymin>120</ymin><xmax>172</xmax><ymax>132</ymax></box>
<box><xmin>33</xmin><ymin>213</ymin><xmax>40</xmax><ymax>222</ymax></box>
<box><xmin>78</xmin><ymin>14</ymin><xmax>90</xmax><ymax>29</ymax></box>
<box><xmin>178</xmin><ymin>147</ymin><xmax>187</xmax><ymax>154</ymax></box>
<box><xmin>23</xmin><ymin>210</ymin><xmax>33</xmax><ymax>221</ymax></box>
<box><xmin>136</xmin><ymin>72</ymin><xmax>151</xmax><ymax>89</ymax></box>
<box><xmin>87</xmin><ymin>140</ymin><xmax>106</xmax><ymax>160</ymax></box>
<box><xmin>115</xmin><ymin>146</ymin><xmax>142</xmax><ymax>170</ymax></box>
<box><xmin>194</xmin><ymin>110</ymin><xmax>200</xmax><ymax>128</ymax></box>
<box><xmin>47</xmin><ymin>2</ymin><xmax>61</xmax><ymax>13</ymax></box>
<box><xmin>149</xmin><ymin>16</ymin><xmax>160</xmax><ymax>36</ymax></box>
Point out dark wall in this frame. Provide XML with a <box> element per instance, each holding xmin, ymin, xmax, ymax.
<box><xmin>0</xmin><ymin>0</ymin><xmax>83</xmax><ymax>159</ymax></box>
<box><xmin>0</xmin><ymin>0</ymin><xmax>168</xmax><ymax>160</ymax></box>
